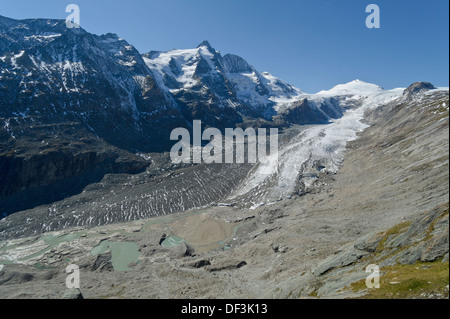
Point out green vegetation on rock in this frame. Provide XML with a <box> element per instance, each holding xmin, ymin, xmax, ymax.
<box><xmin>351</xmin><ymin>260</ymin><xmax>449</xmax><ymax>299</ymax></box>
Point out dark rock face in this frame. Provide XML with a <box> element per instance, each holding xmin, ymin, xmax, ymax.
<box><xmin>0</xmin><ymin>118</ymin><xmax>148</xmax><ymax>216</ymax></box>
<box><xmin>276</xmin><ymin>98</ymin><xmax>343</xmax><ymax>125</ymax></box>
<box><xmin>279</xmin><ymin>99</ymin><xmax>330</xmax><ymax>125</ymax></box>
<box><xmin>0</xmin><ymin>16</ymin><xmax>178</xmax><ymax>215</ymax></box>
<box><xmin>0</xmin><ymin>150</ymin><xmax>147</xmax><ymax>215</ymax></box>
<box><xmin>91</xmin><ymin>252</ymin><xmax>114</xmax><ymax>272</ymax></box>
<box><xmin>403</xmin><ymin>82</ymin><xmax>436</xmax><ymax>98</ymax></box>
<box><xmin>159</xmin><ymin>234</ymin><xmax>168</xmax><ymax>246</ymax></box>
<box><xmin>0</xmin><ymin>16</ymin><xmax>190</xmax><ymax>153</ymax></box>
<box><xmin>222</xmin><ymin>54</ymin><xmax>254</xmax><ymax>74</ymax></box>
<box><xmin>0</xmin><ymin>19</ymin><xmax>181</xmax><ymax>149</ymax></box>
<box><xmin>208</xmin><ymin>259</ymin><xmax>248</xmax><ymax>272</ymax></box>
<box><xmin>192</xmin><ymin>259</ymin><xmax>211</xmax><ymax>268</ymax></box>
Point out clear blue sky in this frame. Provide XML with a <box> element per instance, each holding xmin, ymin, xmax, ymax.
<box><xmin>1</xmin><ymin>0</ymin><xmax>448</xmax><ymax>93</ymax></box>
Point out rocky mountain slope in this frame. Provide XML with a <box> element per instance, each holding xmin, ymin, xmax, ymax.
<box><xmin>0</xmin><ymin>83</ymin><xmax>448</xmax><ymax>299</ymax></box>
<box><xmin>272</xmin><ymin>84</ymin><xmax>449</xmax><ymax>298</ymax></box>
<box><xmin>0</xmin><ymin>15</ymin><xmax>183</xmax><ymax>215</ymax></box>
<box><xmin>0</xmin><ymin>15</ymin><xmax>181</xmax><ymax>151</ymax></box>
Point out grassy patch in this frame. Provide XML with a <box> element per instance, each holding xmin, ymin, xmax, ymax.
<box><xmin>424</xmin><ymin>203</ymin><xmax>449</xmax><ymax>241</ymax></box>
<box><xmin>350</xmin><ymin>260</ymin><xmax>449</xmax><ymax>299</ymax></box>
<box><xmin>375</xmin><ymin>221</ymin><xmax>412</xmax><ymax>254</ymax></box>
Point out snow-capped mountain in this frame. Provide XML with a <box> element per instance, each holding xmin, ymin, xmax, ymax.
<box><xmin>0</xmin><ymin>15</ymin><xmax>188</xmax><ymax>153</ymax></box>
<box><xmin>1</xmin><ymin>15</ymin><xmax>355</xmax><ymax>151</ymax></box>
<box><xmin>223</xmin><ymin>54</ymin><xmax>303</xmax><ymax>115</ymax></box>
<box><xmin>143</xmin><ymin>40</ymin><xmax>303</xmax><ymax>121</ymax></box>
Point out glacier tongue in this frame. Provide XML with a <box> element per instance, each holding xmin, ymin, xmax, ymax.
<box><xmin>229</xmin><ymin>86</ymin><xmax>405</xmax><ymax>207</ymax></box>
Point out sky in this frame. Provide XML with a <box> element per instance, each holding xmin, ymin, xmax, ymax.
<box><xmin>0</xmin><ymin>0</ymin><xmax>448</xmax><ymax>93</ymax></box>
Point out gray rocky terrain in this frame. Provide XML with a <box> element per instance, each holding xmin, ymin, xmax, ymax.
<box><xmin>0</xmin><ymin>83</ymin><xmax>448</xmax><ymax>299</ymax></box>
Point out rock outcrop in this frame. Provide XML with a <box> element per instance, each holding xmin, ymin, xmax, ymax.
<box><xmin>403</xmin><ymin>82</ymin><xmax>436</xmax><ymax>98</ymax></box>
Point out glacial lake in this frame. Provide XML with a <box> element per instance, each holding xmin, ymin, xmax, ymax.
<box><xmin>91</xmin><ymin>240</ymin><xmax>140</xmax><ymax>272</ymax></box>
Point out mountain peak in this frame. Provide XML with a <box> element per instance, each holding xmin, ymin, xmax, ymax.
<box><xmin>403</xmin><ymin>82</ymin><xmax>436</xmax><ymax>97</ymax></box>
<box><xmin>197</xmin><ymin>40</ymin><xmax>214</xmax><ymax>50</ymax></box>
<box><xmin>317</xmin><ymin>80</ymin><xmax>383</xmax><ymax>96</ymax></box>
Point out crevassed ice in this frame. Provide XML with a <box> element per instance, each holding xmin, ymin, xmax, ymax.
<box><xmin>230</xmin><ymin>87</ymin><xmax>405</xmax><ymax>205</ymax></box>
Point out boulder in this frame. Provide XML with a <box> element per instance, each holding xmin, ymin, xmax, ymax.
<box><xmin>403</xmin><ymin>82</ymin><xmax>436</xmax><ymax>98</ymax></box>
<box><xmin>91</xmin><ymin>252</ymin><xmax>114</xmax><ymax>272</ymax></box>
<box><xmin>314</xmin><ymin>244</ymin><xmax>368</xmax><ymax>277</ymax></box>
<box><xmin>208</xmin><ymin>259</ymin><xmax>247</xmax><ymax>272</ymax></box>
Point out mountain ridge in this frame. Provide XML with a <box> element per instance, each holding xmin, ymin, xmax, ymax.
<box><xmin>1</xmin><ymin>15</ymin><xmax>369</xmax><ymax>152</ymax></box>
